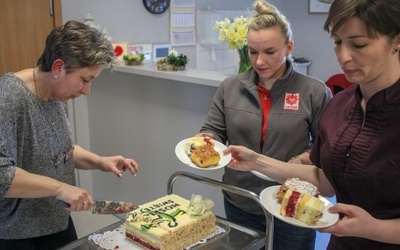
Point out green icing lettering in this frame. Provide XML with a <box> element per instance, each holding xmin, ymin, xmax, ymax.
<box><xmin>140</xmin><ymin>208</ymin><xmax>187</xmax><ymax>231</ymax></box>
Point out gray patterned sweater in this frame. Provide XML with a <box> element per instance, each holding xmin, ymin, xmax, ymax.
<box><xmin>0</xmin><ymin>73</ymin><xmax>75</xmax><ymax>239</ymax></box>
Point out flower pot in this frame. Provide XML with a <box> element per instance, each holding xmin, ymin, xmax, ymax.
<box><xmin>157</xmin><ymin>64</ymin><xmax>185</xmax><ymax>71</ymax></box>
<box><xmin>125</xmin><ymin>60</ymin><xmax>143</xmax><ymax>66</ymax></box>
<box><xmin>156</xmin><ymin>61</ymin><xmax>185</xmax><ymax>71</ymax></box>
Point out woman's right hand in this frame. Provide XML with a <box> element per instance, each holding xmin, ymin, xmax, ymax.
<box><xmin>55</xmin><ymin>182</ymin><xmax>94</xmax><ymax>212</ymax></box>
<box><xmin>194</xmin><ymin>132</ymin><xmax>214</xmax><ymax>138</ymax></box>
<box><xmin>223</xmin><ymin>145</ymin><xmax>259</xmax><ymax>172</ymax></box>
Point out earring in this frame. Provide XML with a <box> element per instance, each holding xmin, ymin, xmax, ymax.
<box><xmin>54</xmin><ymin>75</ymin><xmax>59</xmax><ymax>79</ymax></box>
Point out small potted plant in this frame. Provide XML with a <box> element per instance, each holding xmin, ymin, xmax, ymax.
<box><xmin>157</xmin><ymin>50</ymin><xmax>188</xmax><ymax>71</ymax></box>
<box><xmin>123</xmin><ymin>51</ymin><xmax>145</xmax><ymax>66</ymax></box>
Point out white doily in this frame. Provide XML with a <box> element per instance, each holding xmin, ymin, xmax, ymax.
<box><xmin>88</xmin><ymin>226</ymin><xmax>126</xmax><ymax>249</ymax></box>
<box><xmin>88</xmin><ymin>225</ymin><xmax>226</xmax><ymax>250</ymax></box>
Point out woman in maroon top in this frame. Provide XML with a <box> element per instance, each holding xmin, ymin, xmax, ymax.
<box><xmin>223</xmin><ymin>0</ymin><xmax>400</xmax><ymax>249</ymax></box>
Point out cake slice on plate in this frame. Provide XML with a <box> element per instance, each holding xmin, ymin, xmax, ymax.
<box><xmin>279</xmin><ymin>188</ymin><xmax>324</xmax><ymax>226</ymax></box>
<box><xmin>276</xmin><ymin>177</ymin><xmax>320</xmax><ymax>201</ymax></box>
<box><xmin>190</xmin><ymin>144</ymin><xmax>221</xmax><ymax>168</ymax></box>
<box><xmin>184</xmin><ymin>136</ymin><xmax>214</xmax><ymax>156</ymax></box>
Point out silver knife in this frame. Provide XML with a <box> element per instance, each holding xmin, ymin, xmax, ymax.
<box><xmin>57</xmin><ymin>200</ymin><xmax>138</xmax><ymax>214</ymax></box>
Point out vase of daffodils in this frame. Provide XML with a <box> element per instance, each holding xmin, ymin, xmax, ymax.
<box><xmin>215</xmin><ymin>16</ymin><xmax>251</xmax><ymax>74</ymax></box>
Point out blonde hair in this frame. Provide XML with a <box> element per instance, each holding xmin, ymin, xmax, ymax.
<box><xmin>249</xmin><ymin>0</ymin><xmax>293</xmax><ymax>43</ymax></box>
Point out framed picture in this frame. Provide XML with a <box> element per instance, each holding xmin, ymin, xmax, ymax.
<box><xmin>309</xmin><ymin>0</ymin><xmax>334</xmax><ymax>14</ymax></box>
<box><xmin>111</xmin><ymin>42</ymin><xmax>129</xmax><ymax>62</ymax></box>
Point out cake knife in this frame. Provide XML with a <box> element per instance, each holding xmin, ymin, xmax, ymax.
<box><xmin>57</xmin><ymin>200</ymin><xmax>138</xmax><ymax>214</ymax></box>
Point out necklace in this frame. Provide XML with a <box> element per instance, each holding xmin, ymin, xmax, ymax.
<box><xmin>32</xmin><ymin>68</ymin><xmax>42</xmax><ymax>100</ymax></box>
<box><xmin>31</xmin><ymin>68</ymin><xmax>73</xmax><ymax>168</ymax></box>
<box><xmin>257</xmin><ymin>84</ymin><xmax>270</xmax><ymax>100</ymax></box>
<box><xmin>32</xmin><ymin>68</ymin><xmax>58</xmax><ymax>167</ymax></box>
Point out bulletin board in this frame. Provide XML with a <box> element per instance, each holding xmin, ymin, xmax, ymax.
<box><xmin>170</xmin><ymin>0</ymin><xmax>196</xmax><ymax>46</ymax></box>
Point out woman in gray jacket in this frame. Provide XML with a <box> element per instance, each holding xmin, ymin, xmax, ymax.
<box><xmin>0</xmin><ymin>21</ymin><xmax>139</xmax><ymax>249</ymax></box>
<box><xmin>197</xmin><ymin>1</ymin><xmax>332</xmax><ymax>249</ymax></box>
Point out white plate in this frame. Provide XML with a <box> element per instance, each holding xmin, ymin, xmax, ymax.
<box><xmin>251</xmin><ymin>170</ymin><xmax>275</xmax><ymax>182</ymax></box>
<box><xmin>260</xmin><ymin>186</ymin><xmax>339</xmax><ymax>229</ymax></box>
<box><xmin>175</xmin><ymin>138</ymin><xmax>231</xmax><ymax>170</ymax></box>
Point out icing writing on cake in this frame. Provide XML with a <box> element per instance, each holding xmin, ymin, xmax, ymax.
<box><xmin>140</xmin><ymin>209</ymin><xmax>187</xmax><ymax>231</ymax></box>
<box><xmin>140</xmin><ymin>199</ymin><xmax>182</xmax><ymax>214</ymax></box>
<box><xmin>129</xmin><ymin>199</ymin><xmax>188</xmax><ymax>232</ymax></box>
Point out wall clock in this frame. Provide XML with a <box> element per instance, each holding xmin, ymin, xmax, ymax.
<box><xmin>143</xmin><ymin>0</ymin><xmax>170</xmax><ymax>15</ymax></box>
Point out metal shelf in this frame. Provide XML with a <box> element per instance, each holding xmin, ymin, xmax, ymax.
<box><xmin>58</xmin><ymin>171</ymin><xmax>274</xmax><ymax>250</ymax></box>
<box><xmin>167</xmin><ymin>171</ymin><xmax>274</xmax><ymax>250</ymax></box>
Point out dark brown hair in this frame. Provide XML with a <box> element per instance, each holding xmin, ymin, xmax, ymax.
<box><xmin>324</xmin><ymin>0</ymin><xmax>400</xmax><ymax>40</ymax></box>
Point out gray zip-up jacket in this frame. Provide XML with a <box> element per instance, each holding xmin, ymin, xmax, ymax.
<box><xmin>200</xmin><ymin>60</ymin><xmax>332</xmax><ymax>214</ymax></box>
<box><xmin>0</xmin><ymin>73</ymin><xmax>75</xmax><ymax>239</ymax></box>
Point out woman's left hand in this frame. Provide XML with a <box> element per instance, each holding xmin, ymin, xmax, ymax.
<box><xmin>99</xmin><ymin>156</ymin><xmax>139</xmax><ymax>178</ymax></box>
<box><xmin>288</xmin><ymin>152</ymin><xmax>312</xmax><ymax>165</ymax></box>
<box><xmin>317</xmin><ymin>203</ymin><xmax>376</xmax><ymax>239</ymax></box>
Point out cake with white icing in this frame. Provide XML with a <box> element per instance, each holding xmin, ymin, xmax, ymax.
<box><xmin>125</xmin><ymin>194</ymin><xmax>216</xmax><ymax>250</ymax></box>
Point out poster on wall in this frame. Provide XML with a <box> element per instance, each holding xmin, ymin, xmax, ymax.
<box><xmin>309</xmin><ymin>0</ymin><xmax>334</xmax><ymax>13</ymax></box>
<box><xmin>170</xmin><ymin>0</ymin><xmax>195</xmax><ymax>46</ymax></box>
<box><xmin>171</xmin><ymin>0</ymin><xmax>195</xmax><ymax>8</ymax></box>
<box><xmin>171</xmin><ymin>30</ymin><xmax>195</xmax><ymax>46</ymax></box>
<box><xmin>171</xmin><ymin>10</ymin><xmax>195</xmax><ymax>27</ymax></box>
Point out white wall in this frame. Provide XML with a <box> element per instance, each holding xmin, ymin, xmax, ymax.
<box><xmin>63</xmin><ymin>1</ymin><xmax>337</xmax><ymax>247</ymax></box>
<box><xmin>61</xmin><ymin>0</ymin><xmax>342</xmax><ymax>82</ymax></box>
<box><xmin>77</xmin><ymin>71</ymin><xmax>228</xmax><ymax>218</ymax></box>
<box><xmin>278</xmin><ymin>0</ymin><xmax>341</xmax><ymax>81</ymax></box>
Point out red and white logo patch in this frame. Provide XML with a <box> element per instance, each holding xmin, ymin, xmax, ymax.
<box><xmin>284</xmin><ymin>93</ymin><xmax>300</xmax><ymax>110</ymax></box>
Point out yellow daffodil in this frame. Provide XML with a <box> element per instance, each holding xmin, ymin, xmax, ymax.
<box><xmin>214</xmin><ymin>16</ymin><xmax>249</xmax><ymax>50</ymax></box>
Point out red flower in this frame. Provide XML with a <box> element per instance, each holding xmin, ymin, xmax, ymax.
<box><xmin>114</xmin><ymin>45</ymin><xmax>124</xmax><ymax>57</ymax></box>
